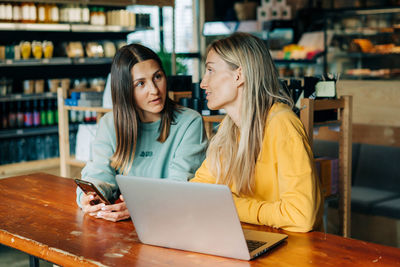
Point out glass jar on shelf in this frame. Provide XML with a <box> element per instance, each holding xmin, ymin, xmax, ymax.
<box><xmin>12</xmin><ymin>3</ymin><xmax>22</xmax><ymax>23</ymax></box>
<box><xmin>42</xmin><ymin>41</ymin><xmax>54</xmax><ymax>59</ymax></box>
<box><xmin>32</xmin><ymin>41</ymin><xmax>42</xmax><ymax>59</ymax></box>
<box><xmin>50</xmin><ymin>4</ymin><xmax>59</xmax><ymax>23</ymax></box>
<box><xmin>29</xmin><ymin>2</ymin><xmax>37</xmax><ymax>23</ymax></box>
<box><xmin>20</xmin><ymin>41</ymin><xmax>31</xmax><ymax>60</ymax></box>
<box><xmin>37</xmin><ymin>3</ymin><xmax>46</xmax><ymax>23</ymax></box>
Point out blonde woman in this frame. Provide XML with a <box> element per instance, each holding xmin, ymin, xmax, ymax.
<box><xmin>78</xmin><ymin>44</ymin><xmax>208</xmax><ymax>222</ymax></box>
<box><xmin>191</xmin><ymin>32</ymin><xmax>323</xmax><ymax>232</ymax></box>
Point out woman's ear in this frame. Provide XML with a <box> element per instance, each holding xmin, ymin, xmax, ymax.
<box><xmin>235</xmin><ymin>67</ymin><xmax>244</xmax><ymax>87</ymax></box>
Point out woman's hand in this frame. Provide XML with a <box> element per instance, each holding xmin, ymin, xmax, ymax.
<box><xmin>80</xmin><ymin>192</ymin><xmax>106</xmax><ymax>215</ymax></box>
<box><xmin>86</xmin><ymin>195</ymin><xmax>130</xmax><ymax>222</ymax></box>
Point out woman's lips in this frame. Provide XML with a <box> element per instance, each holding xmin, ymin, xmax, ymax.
<box><xmin>150</xmin><ymin>97</ymin><xmax>161</xmax><ymax>104</ymax></box>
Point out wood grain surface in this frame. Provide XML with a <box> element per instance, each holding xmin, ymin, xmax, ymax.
<box><xmin>0</xmin><ymin>173</ymin><xmax>399</xmax><ymax>266</ymax></box>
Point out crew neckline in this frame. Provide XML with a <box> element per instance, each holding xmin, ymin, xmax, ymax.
<box><xmin>140</xmin><ymin>119</ymin><xmax>161</xmax><ymax>130</ymax></box>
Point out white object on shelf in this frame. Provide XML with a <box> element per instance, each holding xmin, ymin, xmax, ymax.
<box><xmin>279</xmin><ymin>4</ymin><xmax>291</xmax><ymax>20</ymax></box>
<box><xmin>75</xmin><ymin>124</ymin><xmax>98</xmax><ymax>162</ymax></box>
<box><xmin>257</xmin><ymin>6</ymin><xmax>273</xmax><ymax>21</ymax></box>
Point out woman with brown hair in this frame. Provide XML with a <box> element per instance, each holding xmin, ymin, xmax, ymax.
<box><xmin>78</xmin><ymin>44</ymin><xmax>208</xmax><ymax>222</ymax></box>
<box><xmin>191</xmin><ymin>32</ymin><xmax>323</xmax><ymax>232</ymax></box>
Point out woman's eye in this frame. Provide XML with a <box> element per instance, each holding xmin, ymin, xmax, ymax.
<box><xmin>135</xmin><ymin>81</ymin><xmax>144</xmax><ymax>87</ymax></box>
<box><xmin>154</xmin><ymin>73</ymin><xmax>163</xmax><ymax>80</ymax></box>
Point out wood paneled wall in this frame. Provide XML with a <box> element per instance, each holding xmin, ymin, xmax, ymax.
<box><xmin>316</xmin><ymin>80</ymin><xmax>400</xmax><ymax>147</ymax></box>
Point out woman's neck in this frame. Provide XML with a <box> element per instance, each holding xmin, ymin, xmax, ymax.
<box><xmin>225</xmin><ymin>106</ymin><xmax>240</xmax><ymax>127</ymax></box>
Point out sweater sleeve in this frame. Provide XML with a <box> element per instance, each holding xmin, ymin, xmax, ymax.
<box><xmin>168</xmin><ymin>115</ymin><xmax>208</xmax><ymax>181</ymax></box>
<box><xmin>190</xmin><ymin>159</ymin><xmax>217</xmax><ymax>184</ymax></box>
<box><xmin>233</xmin><ymin>132</ymin><xmax>321</xmax><ymax>232</ymax></box>
<box><xmin>76</xmin><ymin>113</ymin><xmax>118</xmax><ymax>207</ymax></box>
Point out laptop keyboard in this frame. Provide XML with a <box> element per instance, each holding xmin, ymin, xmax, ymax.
<box><xmin>246</xmin><ymin>240</ymin><xmax>267</xmax><ymax>252</ymax></box>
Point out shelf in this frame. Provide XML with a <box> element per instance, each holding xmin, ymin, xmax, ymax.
<box><xmin>314</xmin><ymin>120</ymin><xmax>341</xmax><ymax>127</ymax></box>
<box><xmin>0</xmin><ymin>0</ymin><xmax>173</xmax><ymax>9</ymax></box>
<box><xmin>71</xmin><ymin>24</ymin><xmax>151</xmax><ymax>33</ymax></box>
<box><xmin>64</xmin><ymin>105</ymin><xmax>112</xmax><ymax>113</ymax></box>
<box><xmin>325</xmin><ymin>6</ymin><xmax>400</xmax><ymax>16</ymax></box>
<box><xmin>341</xmin><ymin>75</ymin><xmax>400</xmax><ymax>80</ymax></box>
<box><xmin>0</xmin><ymin>92</ymin><xmax>57</xmax><ymax>102</ymax></box>
<box><xmin>274</xmin><ymin>59</ymin><xmax>319</xmax><ymax>65</ymax></box>
<box><xmin>0</xmin><ymin>57</ymin><xmax>113</xmax><ymax>68</ymax></box>
<box><xmin>333</xmin><ymin>30</ymin><xmax>394</xmax><ymax>37</ymax></box>
<box><xmin>66</xmin><ymin>157</ymin><xmax>86</xmax><ymax>168</ymax></box>
<box><xmin>0</xmin><ymin>22</ymin><xmax>69</xmax><ymax>31</ymax></box>
<box><xmin>0</xmin><ymin>157</ymin><xmax>59</xmax><ymax>177</ymax></box>
<box><xmin>0</xmin><ymin>22</ymin><xmax>151</xmax><ymax>33</ymax></box>
<box><xmin>0</xmin><ymin>123</ymin><xmax>79</xmax><ymax>139</ymax></box>
<box><xmin>342</xmin><ymin>53</ymin><xmax>400</xmax><ymax>58</ymax></box>
<box><xmin>72</xmin><ymin>57</ymin><xmax>113</xmax><ymax>65</ymax></box>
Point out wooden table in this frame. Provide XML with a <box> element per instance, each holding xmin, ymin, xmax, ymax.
<box><xmin>0</xmin><ymin>173</ymin><xmax>399</xmax><ymax>266</ymax></box>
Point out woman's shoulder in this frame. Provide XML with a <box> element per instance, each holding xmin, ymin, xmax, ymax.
<box><xmin>267</xmin><ymin>102</ymin><xmax>295</xmax><ymax>120</ymax></box>
<box><xmin>266</xmin><ymin>102</ymin><xmax>304</xmax><ymax>136</ymax></box>
<box><xmin>100</xmin><ymin>111</ymin><xmax>114</xmax><ymax>123</ymax></box>
<box><xmin>174</xmin><ymin>106</ymin><xmax>202</xmax><ymax>123</ymax></box>
<box><xmin>98</xmin><ymin>111</ymin><xmax>115</xmax><ymax>130</ymax></box>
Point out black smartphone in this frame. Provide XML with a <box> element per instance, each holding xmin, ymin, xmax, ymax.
<box><xmin>75</xmin><ymin>179</ymin><xmax>111</xmax><ymax>205</ymax></box>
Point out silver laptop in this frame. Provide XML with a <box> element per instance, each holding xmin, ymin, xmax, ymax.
<box><xmin>116</xmin><ymin>175</ymin><xmax>288</xmax><ymax>260</ymax></box>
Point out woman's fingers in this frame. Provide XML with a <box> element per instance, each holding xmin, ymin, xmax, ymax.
<box><xmin>96</xmin><ymin>209</ymin><xmax>130</xmax><ymax>222</ymax></box>
<box><xmin>95</xmin><ymin>201</ymin><xmax>129</xmax><ymax>222</ymax></box>
<box><xmin>81</xmin><ymin>193</ymin><xmax>129</xmax><ymax>222</ymax></box>
<box><xmin>100</xmin><ymin>202</ymin><xmax>126</xmax><ymax>212</ymax></box>
<box><xmin>81</xmin><ymin>193</ymin><xmax>106</xmax><ymax>214</ymax></box>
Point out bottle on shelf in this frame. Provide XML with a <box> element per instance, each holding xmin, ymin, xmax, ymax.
<box><xmin>32</xmin><ymin>100</ymin><xmax>40</xmax><ymax>127</ymax></box>
<box><xmin>16</xmin><ymin>138</ymin><xmax>27</xmax><ymax>162</ymax></box>
<box><xmin>45</xmin><ymin>4</ymin><xmax>52</xmax><ymax>23</ymax></box>
<box><xmin>24</xmin><ymin>100</ymin><xmax>33</xmax><ymax>128</ymax></box>
<box><xmin>98</xmin><ymin>7</ymin><xmax>106</xmax><ymax>26</ymax></box>
<box><xmin>0</xmin><ymin>3</ymin><xmax>6</xmax><ymax>23</ymax></box>
<box><xmin>1</xmin><ymin>102</ymin><xmax>8</xmax><ymax>129</ymax></box>
<box><xmin>54</xmin><ymin>99</ymin><xmax>58</xmax><ymax>124</ymax></box>
<box><xmin>16</xmin><ymin>101</ymin><xmax>24</xmax><ymax>128</ymax></box>
<box><xmin>40</xmin><ymin>99</ymin><xmax>47</xmax><ymax>126</ymax></box>
<box><xmin>8</xmin><ymin>102</ymin><xmax>16</xmax><ymax>129</ymax></box>
<box><xmin>82</xmin><ymin>5</ymin><xmax>90</xmax><ymax>24</ymax></box>
<box><xmin>5</xmin><ymin>3</ymin><xmax>12</xmax><ymax>22</ymax></box>
<box><xmin>37</xmin><ymin>3</ymin><xmax>46</xmax><ymax>23</ymax></box>
<box><xmin>29</xmin><ymin>2</ymin><xmax>37</xmax><ymax>23</ymax></box>
<box><xmin>46</xmin><ymin>99</ymin><xmax>55</xmax><ymax>125</ymax></box>
<box><xmin>50</xmin><ymin>4</ymin><xmax>59</xmax><ymax>23</ymax></box>
<box><xmin>12</xmin><ymin>3</ymin><xmax>22</xmax><ymax>23</ymax></box>
<box><xmin>90</xmin><ymin>7</ymin><xmax>98</xmax><ymax>25</ymax></box>
<box><xmin>21</xmin><ymin>2</ymin><xmax>30</xmax><ymax>23</ymax></box>
<box><xmin>35</xmin><ymin>135</ymin><xmax>45</xmax><ymax>160</ymax></box>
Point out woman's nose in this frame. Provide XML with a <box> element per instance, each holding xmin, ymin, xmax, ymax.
<box><xmin>200</xmin><ymin>77</ymin><xmax>207</xmax><ymax>90</ymax></box>
<box><xmin>149</xmin><ymin>81</ymin><xmax>159</xmax><ymax>94</ymax></box>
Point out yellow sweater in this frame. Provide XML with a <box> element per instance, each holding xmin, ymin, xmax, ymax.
<box><xmin>191</xmin><ymin>103</ymin><xmax>323</xmax><ymax>232</ymax></box>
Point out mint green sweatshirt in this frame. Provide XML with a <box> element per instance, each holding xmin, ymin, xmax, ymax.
<box><xmin>77</xmin><ymin>107</ymin><xmax>208</xmax><ymax>206</ymax></box>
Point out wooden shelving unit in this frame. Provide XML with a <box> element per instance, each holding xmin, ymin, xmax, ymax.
<box><xmin>57</xmin><ymin>87</ymin><xmax>110</xmax><ymax>177</ymax></box>
<box><xmin>300</xmin><ymin>96</ymin><xmax>353</xmax><ymax>238</ymax></box>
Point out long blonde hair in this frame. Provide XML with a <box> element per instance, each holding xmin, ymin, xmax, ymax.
<box><xmin>110</xmin><ymin>44</ymin><xmax>178</xmax><ymax>174</ymax></box>
<box><xmin>206</xmin><ymin>32</ymin><xmax>293</xmax><ymax>195</ymax></box>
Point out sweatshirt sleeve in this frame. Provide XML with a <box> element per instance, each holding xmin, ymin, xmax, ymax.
<box><xmin>233</xmin><ymin>131</ymin><xmax>321</xmax><ymax>232</ymax></box>
<box><xmin>168</xmin><ymin>114</ymin><xmax>208</xmax><ymax>181</ymax></box>
<box><xmin>76</xmin><ymin>113</ymin><xmax>118</xmax><ymax>207</ymax></box>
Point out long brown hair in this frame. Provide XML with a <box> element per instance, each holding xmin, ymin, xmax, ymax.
<box><xmin>206</xmin><ymin>32</ymin><xmax>293</xmax><ymax>195</ymax></box>
<box><xmin>110</xmin><ymin>44</ymin><xmax>177</xmax><ymax>174</ymax></box>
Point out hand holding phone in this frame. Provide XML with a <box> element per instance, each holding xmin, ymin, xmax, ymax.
<box><xmin>75</xmin><ymin>179</ymin><xmax>111</xmax><ymax>205</ymax></box>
